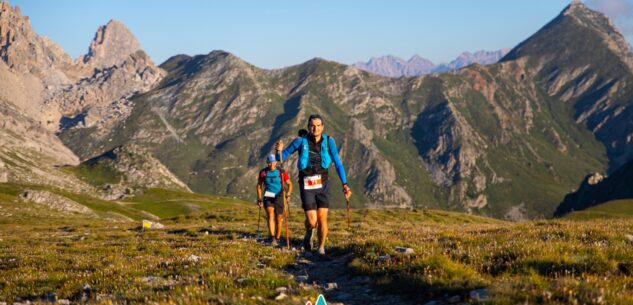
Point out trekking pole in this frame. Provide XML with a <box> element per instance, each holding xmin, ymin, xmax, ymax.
<box><xmin>257</xmin><ymin>202</ymin><xmax>262</xmax><ymax>240</ymax></box>
<box><xmin>280</xmin><ymin>165</ymin><xmax>290</xmax><ymax>222</ymax></box>
<box><xmin>286</xmin><ymin>192</ymin><xmax>291</xmax><ymax>222</ymax></box>
<box><xmin>346</xmin><ymin>197</ymin><xmax>351</xmax><ymax>230</ymax></box>
<box><xmin>279</xmin><ymin>150</ymin><xmax>291</xmax><ymax>250</ymax></box>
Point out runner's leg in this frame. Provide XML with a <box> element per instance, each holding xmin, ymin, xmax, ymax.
<box><xmin>275</xmin><ymin>214</ymin><xmax>283</xmax><ymax>240</ymax></box>
<box><xmin>317</xmin><ymin>208</ymin><xmax>328</xmax><ymax>249</ymax></box>
<box><xmin>266</xmin><ymin>206</ymin><xmax>275</xmax><ymax>238</ymax></box>
<box><xmin>305</xmin><ymin>210</ymin><xmax>317</xmax><ymax>229</ymax></box>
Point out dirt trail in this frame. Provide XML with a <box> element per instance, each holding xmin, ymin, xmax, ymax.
<box><xmin>285</xmin><ymin>250</ymin><xmax>410</xmax><ymax>305</ymax></box>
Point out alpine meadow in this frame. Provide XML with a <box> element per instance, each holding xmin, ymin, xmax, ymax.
<box><xmin>1</xmin><ymin>1</ymin><xmax>633</xmax><ymax>304</ymax></box>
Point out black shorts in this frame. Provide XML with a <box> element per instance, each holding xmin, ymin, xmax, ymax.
<box><xmin>300</xmin><ymin>179</ymin><xmax>331</xmax><ymax>211</ymax></box>
<box><xmin>263</xmin><ymin>196</ymin><xmax>284</xmax><ymax>215</ymax></box>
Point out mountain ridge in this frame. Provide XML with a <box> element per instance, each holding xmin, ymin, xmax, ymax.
<box><xmin>352</xmin><ymin>49</ymin><xmax>510</xmax><ymax>77</ymax></box>
<box><xmin>3</xmin><ymin>1</ymin><xmax>633</xmax><ymax>218</ymax></box>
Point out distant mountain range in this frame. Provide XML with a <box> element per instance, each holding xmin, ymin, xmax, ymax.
<box><xmin>352</xmin><ymin>49</ymin><xmax>510</xmax><ymax>77</ymax></box>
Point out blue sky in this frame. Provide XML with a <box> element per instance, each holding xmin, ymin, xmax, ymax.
<box><xmin>9</xmin><ymin>0</ymin><xmax>633</xmax><ymax>69</ymax></box>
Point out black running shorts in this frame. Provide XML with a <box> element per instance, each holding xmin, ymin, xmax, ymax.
<box><xmin>263</xmin><ymin>196</ymin><xmax>284</xmax><ymax>215</ymax></box>
<box><xmin>300</xmin><ymin>179</ymin><xmax>331</xmax><ymax>211</ymax></box>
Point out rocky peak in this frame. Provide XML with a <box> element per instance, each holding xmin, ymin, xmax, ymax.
<box><xmin>353</xmin><ymin>55</ymin><xmax>431</xmax><ymax>78</ymax></box>
<box><xmin>505</xmin><ymin>0</ymin><xmax>632</xmax><ymax>65</ymax></box>
<box><xmin>42</xmin><ymin>18</ymin><xmax>165</xmax><ymax>132</ymax></box>
<box><xmin>80</xmin><ymin>19</ymin><xmax>141</xmax><ymax>69</ymax></box>
<box><xmin>563</xmin><ymin>0</ymin><xmax>597</xmax><ymax>18</ymax></box>
<box><xmin>408</xmin><ymin>55</ymin><xmax>434</xmax><ymax>65</ymax></box>
<box><xmin>47</xmin><ymin>49</ymin><xmax>165</xmax><ymax>129</ymax></box>
<box><xmin>0</xmin><ymin>1</ymin><xmax>72</xmax><ymax>77</ymax></box>
<box><xmin>562</xmin><ymin>1</ymin><xmax>631</xmax><ymax>57</ymax></box>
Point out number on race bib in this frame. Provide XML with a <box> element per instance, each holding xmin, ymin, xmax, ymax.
<box><xmin>303</xmin><ymin>175</ymin><xmax>323</xmax><ymax>190</ymax></box>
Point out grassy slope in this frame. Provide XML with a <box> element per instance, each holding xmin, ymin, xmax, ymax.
<box><xmin>1</xmin><ymin>184</ymin><xmax>633</xmax><ymax>304</ymax></box>
<box><xmin>61</xmin><ymin>162</ymin><xmax>122</xmax><ymax>187</ymax></box>
<box><xmin>565</xmin><ymin>199</ymin><xmax>633</xmax><ymax>220</ymax></box>
<box><xmin>0</xmin><ymin>198</ymin><xmax>633</xmax><ymax>304</ymax></box>
<box><xmin>0</xmin><ymin>183</ymin><xmax>251</xmax><ymax>222</ymax></box>
<box><xmin>122</xmin><ymin>188</ymin><xmax>251</xmax><ymax>219</ymax></box>
<box><xmin>0</xmin><ymin>183</ymin><xmax>148</xmax><ymax>223</ymax></box>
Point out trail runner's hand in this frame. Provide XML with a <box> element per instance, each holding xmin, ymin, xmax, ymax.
<box><xmin>257</xmin><ymin>199</ymin><xmax>263</xmax><ymax>207</ymax></box>
<box><xmin>275</xmin><ymin>141</ymin><xmax>284</xmax><ymax>152</ymax></box>
<box><xmin>343</xmin><ymin>184</ymin><xmax>352</xmax><ymax>199</ymax></box>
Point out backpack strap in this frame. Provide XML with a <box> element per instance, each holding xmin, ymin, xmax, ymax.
<box><xmin>323</xmin><ymin>133</ymin><xmax>336</xmax><ymax>158</ymax></box>
<box><xmin>259</xmin><ymin>168</ymin><xmax>268</xmax><ymax>179</ymax></box>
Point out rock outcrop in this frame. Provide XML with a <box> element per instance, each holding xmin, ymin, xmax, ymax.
<box><xmin>0</xmin><ymin>1</ymin><xmax>74</xmax><ymax>91</ymax></box>
<box><xmin>104</xmin><ymin>145</ymin><xmax>191</xmax><ymax>192</ymax></box>
<box><xmin>47</xmin><ymin>50</ymin><xmax>165</xmax><ymax>134</ymax></box>
<box><xmin>79</xmin><ymin>19</ymin><xmax>142</xmax><ymax>70</ymax></box>
<box><xmin>19</xmin><ymin>189</ymin><xmax>95</xmax><ymax>215</ymax></box>
<box><xmin>43</xmin><ymin>18</ymin><xmax>165</xmax><ymax>132</ymax></box>
<box><xmin>79</xmin><ymin>144</ymin><xmax>191</xmax><ymax>200</ymax></box>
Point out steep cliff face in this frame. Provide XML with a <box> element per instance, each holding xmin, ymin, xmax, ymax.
<box><xmin>0</xmin><ymin>2</ymin><xmax>74</xmax><ymax>90</ymax></box>
<box><xmin>0</xmin><ymin>24</ymin><xmax>82</xmax><ymax>188</ymax></box>
<box><xmin>46</xmin><ymin>50</ymin><xmax>165</xmax><ymax>135</ymax></box>
<box><xmin>0</xmin><ymin>97</ymin><xmax>86</xmax><ymax>190</ymax></box>
<box><xmin>0</xmin><ymin>2</ymin><xmax>173</xmax><ymax>193</ymax></box>
<box><xmin>42</xmin><ymin>19</ymin><xmax>166</xmax><ymax>133</ymax></box>
<box><xmin>0</xmin><ymin>2</ymin><xmax>70</xmax><ymax>123</ymax></box>
<box><xmin>1</xmin><ymin>2</ymin><xmax>165</xmax><ymax>131</ymax></box>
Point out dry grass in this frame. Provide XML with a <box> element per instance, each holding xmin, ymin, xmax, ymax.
<box><xmin>1</xmin><ymin>185</ymin><xmax>632</xmax><ymax>304</ymax></box>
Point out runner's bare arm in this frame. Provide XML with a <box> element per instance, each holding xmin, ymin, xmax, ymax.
<box><xmin>256</xmin><ymin>174</ymin><xmax>264</xmax><ymax>206</ymax></box>
<box><xmin>285</xmin><ymin>175</ymin><xmax>293</xmax><ymax>198</ymax></box>
<box><xmin>328</xmin><ymin>137</ymin><xmax>352</xmax><ymax>198</ymax></box>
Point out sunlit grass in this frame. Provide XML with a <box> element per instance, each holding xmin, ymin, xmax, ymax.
<box><xmin>1</xmin><ymin>183</ymin><xmax>632</xmax><ymax>304</ymax></box>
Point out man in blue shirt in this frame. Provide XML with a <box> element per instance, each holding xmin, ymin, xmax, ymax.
<box><xmin>276</xmin><ymin>114</ymin><xmax>352</xmax><ymax>255</ymax></box>
<box><xmin>257</xmin><ymin>154</ymin><xmax>292</xmax><ymax>247</ymax></box>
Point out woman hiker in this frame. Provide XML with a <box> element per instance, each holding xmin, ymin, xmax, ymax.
<box><xmin>257</xmin><ymin>154</ymin><xmax>292</xmax><ymax>247</ymax></box>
